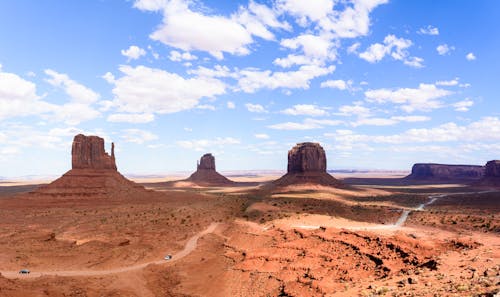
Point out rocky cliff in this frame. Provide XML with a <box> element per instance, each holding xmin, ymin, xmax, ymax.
<box><xmin>274</xmin><ymin>142</ymin><xmax>342</xmax><ymax>187</ymax></box>
<box><xmin>406</xmin><ymin>163</ymin><xmax>484</xmax><ymax>181</ymax></box>
<box><xmin>476</xmin><ymin>160</ymin><xmax>500</xmax><ymax>186</ymax></box>
<box><xmin>72</xmin><ymin>134</ymin><xmax>116</xmax><ymax>170</ymax></box>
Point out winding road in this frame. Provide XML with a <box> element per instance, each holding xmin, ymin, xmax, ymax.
<box><xmin>1</xmin><ymin>222</ymin><xmax>219</xmax><ymax>279</ymax></box>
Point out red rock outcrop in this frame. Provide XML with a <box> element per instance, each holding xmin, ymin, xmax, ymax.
<box><xmin>187</xmin><ymin>153</ymin><xmax>235</xmax><ymax>186</ymax></box>
<box><xmin>476</xmin><ymin>160</ymin><xmax>500</xmax><ymax>186</ymax></box>
<box><xmin>273</xmin><ymin>142</ymin><xmax>342</xmax><ymax>187</ymax></box>
<box><xmin>72</xmin><ymin>134</ymin><xmax>116</xmax><ymax>170</ymax></box>
<box><xmin>32</xmin><ymin>134</ymin><xmax>146</xmax><ymax>197</ymax></box>
<box><xmin>405</xmin><ymin>163</ymin><xmax>484</xmax><ymax>181</ymax></box>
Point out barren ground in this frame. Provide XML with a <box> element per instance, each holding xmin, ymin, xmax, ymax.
<box><xmin>0</xmin><ymin>173</ymin><xmax>498</xmax><ymax>296</ymax></box>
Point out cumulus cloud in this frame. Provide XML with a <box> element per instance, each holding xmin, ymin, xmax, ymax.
<box><xmin>418</xmin><ymin>25</ymin><xmax>439</xmax><ymax>35</ymax></box>
<box><xmin>453</xmin><ymin>99</ymin><xmax>474</xmax><ymax>112</ymax></box>
<box><xmin>365</xmin><ymin>83</ymin><xmax>452</xmax><ymax>112</ymax></box>
<box><xmin>238</xmin><ymin>64</ymin><xmax>335</xmax><ymax>93</ymax></box>
<box><xmin>107</xmin><ymin>113</ymin><xmax>155</xmax><ymax>123</ymax></box>
<box><xmin>338</xmin><ymin>103</ymin><xmax>371</xmax><ymax>117</ymax></box>
<box><xmin>108</xmin><ymin>65</ymin><xmax>225</xmax><ymax>114</ymax></box>
<box><xmin>268</xmin><ymin>118</ymin><xmax>342</xmax><ymax>130</ymax></box>
<box><xmin>121</xmin><ymin>45</ymin><xmax>146</xmax><ymax>60</ymax></box>
<box><xmin>44</xmin><ymin>69</ymin><xmax>101</xmax><ymax>124</ymax></box>
<box><xmin>320</xmin><ymin>79</ymin><xmax>352</xmax><ymax>90</ymax></box>
<box><xmin>176</xmin><ymin>137</ymin><xmax>240</xmax><ymax>151</ymax></box>
<box><xmin>254</xmin><ymin>133</ymin><xmax>270</xmax><ymax>139</ymax></box>
<box><xmin>169</xmin><ymin>50</ymin><xmax>197</xmax><ymax>62</ymax></box>
<box><xmin>436</xmin><ymin>44</ymin><xmax>454</xmax><ymax>55</ymax></box>
<box><xmin>227</xmin><ymin>101</ymin><xmax>236</xmax><ymax>109</ymax></box>
<box><xmin>0</xmin><ymin>65</ymin><xmax>53</xmax><ymax>121</ymax></box>
<box><xmin>121</xmin><ymin>129</ymin><xmax>158</xmax><ymax>144</ymax></box>
<box><xmin>466</xmin><ymin>52</ymin><xmax>476</xmax><ymax>61</ymax></box>
<box><xmin>245</xmin><ymin>103</ymin><xmax>267</xmax><ymax>113</ymax></box>
<box><xmin>359</xmin><ymin>34</ymin><xmax>423</xmax><ymax>68</ymax></box>
<box><xmin>281</xmin><ymin>104</ymin><xmax>328</xmax><ymax>116</ymax></box>
<box><xmin>435</xmin><ymin>78</ymin><xmax>459</xmax><ymax>86</ymax></box>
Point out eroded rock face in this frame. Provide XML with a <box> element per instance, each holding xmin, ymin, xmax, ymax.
<box><xmin>72</xmin><ymin>134</ymin><xmax>116</xmax><ymax>170</ymax></box>
<box><xmin>484</xmin><ymin>160</ymin><xmax>500</xmax><ymax>177</ymax></box>
<box><xmin>407</xmin><ymin>163</ymin><xmax>484</xmax><ymax>180</ymax></box>
<box><xmin>274</xmin><ymin>142</ymin><xmax>342</xmax><ymax>187</ymax></box>
<box><xmin>188</xmin><ymin>153</ymin><xmax>234</xmax><ymax>186</ymax></box>
<box><xmin>197</xmin><ymin>153</ymin><xmax>216</xmax><ymax>170</ymax></box>
<box><xmin>287</xmin><ymin>142</ymin><xmax>327</xmax><ymax>173</ymax></box>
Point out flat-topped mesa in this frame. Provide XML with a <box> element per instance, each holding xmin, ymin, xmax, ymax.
<box><xmin>406</xmin><ymin>163</ymin><xmax>484</xmax><ymax>181</ymax></box>
<box><xmin>274</xmin><ymin>142</ymin><xmax>342</xmax><ymax>187</ymax></box>
<box><xmin>197</xmin><ymin>153</ymin><xmax>216</xmax><ymax>171</ymax></box>
<box><xmin>187</xmin><ymin>153</ymin><xmax>234</xmax><ymax>186</ymax></box>
<box><xmin>72</xmin><ymin>134</ymin><xmax>116</xmax><ymax>170</ymax></box>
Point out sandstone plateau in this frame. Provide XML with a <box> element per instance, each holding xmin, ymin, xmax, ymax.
<box><xmin>405</xmin><ymin>163</ymin><xmax>484</xmax><ymax>181</ymax></box>
<box><xmin>186</xmin><ymin>153</ymin><xmax>235</xmax><ymax>186</ymax></box>
<box><xmin>33</xmin><ymin>134</ymin><xmax>145</xmax><ymax>197</ymax></box>
<box><xmin>273</xmin><ymin>142</ymin><xmax>342</xmax><ymax>187</ymax></box>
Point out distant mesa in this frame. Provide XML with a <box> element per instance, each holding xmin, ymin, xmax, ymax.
<box><xmin>476</xmin><ymin>160</ymin><xmax>500</xmax><ymax>186</ymax></box>
<box><xmin>186</xmin><ymin>153</ymin><xmax>235</xmax><ymax>186</ymax></box>
<box><xmin>405</xmin><ymin>163</ymin><xmax>484</xmax><ymax>182</ymax></box>
<box><xmin>33</xmin><ymin>134</ymin><xmax>146</xmax><ymax>197</ymax></box>
<box><xmin>273</xmin><ymin>142</ymin><xmax>342</xmax><ymax>187</ymax></box>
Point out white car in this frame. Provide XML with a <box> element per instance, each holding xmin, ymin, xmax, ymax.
<box><xmin>164</xmin><ymin>255</ymin><xmax>172</xmax><ymax>260</ymax></box>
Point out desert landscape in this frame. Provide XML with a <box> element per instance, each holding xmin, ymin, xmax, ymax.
<box><xmin>0</xmin><ymin>135</ymin><xmax>498</xmax><ymax>297</ymax></box>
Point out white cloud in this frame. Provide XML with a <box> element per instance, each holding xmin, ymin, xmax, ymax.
<box><xmin>326</xmin><ymin>117</ymin><xmax>500</xmax><ymax>145</ymax></box>
<box><xmin>0</xmin><ymin>66</ymin><xmax>53</xmax><ymax>120</ymax></box>
<box><xmin>453</xmin><ymin>99</ymin><xmax>474</xmax><ymax>112</ymax></box>
<box><xmin>109</xmin><ymin>65</ymin><xmax>225</xmax><ymax>114</ymax></box>
<box><xmin>281</xmin><ymin>104</ymin><xmax>328</xmax><ymax>116</ymax></box>
<box><xmin>466</xmin><ymin>52</ymin><xmax>476</xmax><ymax>61</ymax></box>
<box><xmin>238</xmin><ymin>65</ymin><xmax>335</xmax><ymax>93</ymax></box>
<box><xmin>391</xmin><ymin>115</ymin><xmax>431</xmax><ymax>122</ymax></box>
<box><xmin>320</xmin><ymin>79</ymin><xmax>352</xmax><ymax>90</ymax></box>
<box><xmin>107</xmin><ymin>113</ymin><xmax>155</xmax><ymax>123</ymax></box>
<box><xmin>121</xmin><ymin>129</ymin><xmax>158</xmax><ymax>144</ymax></box>
<box><xmin>418</xmin><ymin>25</ymin><xmax>439</xmax><ymax>35</ymax></box>
<box><xmin>268</xmin><ymin>118</ymin><xmax>342</xmax><ymax>130</ymax></box>
<box><xmin>176</xmin><ymin>137</ymin><xmax>240</xmax><ymax>151</ymax></box>
<box><xmin>234</xmin><ymin>0</ymin><xmax>291</xmax><ymax>40</ymax></box>
<box><xmin>365</xmin><ymin>83</ymin><xmax>452</xmax><ymax>112</ymax></box>
<box><xmin>338</xmin><ymin>103</ymin><xmax>371</xmax><ymax>117</ymax></box>
<box><xmin>197</xmin><ymin>104</ymin><xmax>216</xmax><ymax>111</ymax></box>
<box><xmin>169</xmin><ymin>50</ymin><xmax>198</xmax><ymax>62</ymax></box>
<box><xmin>245</xmin><ymin>103</ymin><xmax>267</xmax><ymax>113</ymax></box>
<box><xmin>277</xmin><ymin>0</ymin><xmax>333</xmax><ymax>23</ymax></box>
<box><xmin>359</xmin><ymin>34</ymin><xmax>423</xmax><ymax>68</ymax></box>
<box><xmin>45</xmin><ymin>69</ymin><xmax>100</xmax><ymax>104</ymax></box>
<box><xmin>279</xmin><ymin>34</ymin><xmax>337</xmax><ymax>65</ymax></box>
<box><xmin>347</xmin><ymin>42</ymin><xmax>361</xmax><ymax>54</ymax></box>
<box><xmin>255</xmin><ymin>133</ymin><xmax>270</xmax><ymax>139</ymax></box>
<box><xmin>44</xmin><ymin>69</ymin><xmax>101</xmax><ymax>124</ymax></box>
<box><xmin>121</xmin><ymin>45</ymin><xmax>146</xmax><ymax>60</ymax></box>
<box><xmin>227</xmin><ymin>101</ymin><xmax>236</xmax><ymax>109</ymax></box>
<box><xmin>351</xmin><ymin>117</ymin><xmax>397</xmax><ymax>126</ymax></box>
<box><xmin>436</xmin><ymin>44</ymin><xmax>454</xmax><ymax>55</ymax></box>
<box><xmin>435</xmin><ymin>78</ymin><xmax>459</xmax><ymax>86</ymax></box>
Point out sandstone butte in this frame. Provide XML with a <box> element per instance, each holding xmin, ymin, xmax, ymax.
<box><xmin>186</xmin><ymin>153</ymin><xmax>235</xmax><ymax>186</ymax></box>
<box><xmin>476</xmin><ymin>160</ymin><xmax>500</xmax><ymax>186</ymax></box>
<box><xmin>32</xmin><ymin>134</ymin><xmax>145</xmax><ymax>197</ymax></box>
<box><xmin>273</xmin><ymin>142</ymin><xmax>342</xmax><ymax>187</ymax></box>
<box><xmin>405</xmin><ymin>163</ymin><xmax>484</xmax><ymax>181</ymax></box>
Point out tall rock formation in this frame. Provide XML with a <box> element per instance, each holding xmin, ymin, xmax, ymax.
<box><xmin>72</xmin><ymin>134</ymin><xmax>116</xmax><ymax>170</ymax></box>
<box><xmin>32</xmin><ymin>134</ymin><xmax>146</xmax><ymax>197</ymax></box>
<box><xmin>405</xmin><ymin>163</ymin><xmax>484</xmax><ymax>181</ymax></box>
<box><xmin>477</xmin><ymin>160</ymin><xmax>500</xmax><ymax>186</ymax></box>
<box><xmin>187</xmin><ymin>153</ymin><xmax>234</xmax><ymax>186</ymax></box>
<box><xmin>274</xmin><ymin>142</ymin><xmax>342</xmax><ymax>187</ymax></box>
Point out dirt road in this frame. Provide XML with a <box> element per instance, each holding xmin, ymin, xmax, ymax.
<box><xmin>1</xmin><ymin>222</ymin><xmax>219</xmax><ymax>279</ymax></box>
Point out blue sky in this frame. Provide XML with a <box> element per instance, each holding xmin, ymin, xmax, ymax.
<box><xmin>1</xmin><ymin>0</ymin><xmax>499</xmax><ymax>177</ymax></box>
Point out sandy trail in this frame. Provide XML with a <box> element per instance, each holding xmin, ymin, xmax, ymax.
<box><xmin>1</xmin><ymin>222</ymin><xmax>219</xmax><ymax>279</ymax></box>
<box><xmin>290</xmin><ymin>190</ymin><xmax>496</xmax><ymax>231</ymax></box>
